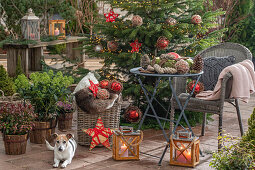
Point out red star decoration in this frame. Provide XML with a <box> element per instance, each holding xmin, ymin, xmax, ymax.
<box><xmin>104</xmin><ymin>9</ymin><xmax>118</xmax><ymax>22</ymax></box>
<box><xmin>89</xmin><ymin>80</ymin><xmax>99</xmax><ymax>97</ymax></box>
<box><xmin>82</xmin><ymin>117</ymin><xmax>113</xmax><ymax>150</ymax></box>
<box><xmin>130</xmin><ymin>40</ymin><xmax>142</xmax><ymax>53</ymax></box>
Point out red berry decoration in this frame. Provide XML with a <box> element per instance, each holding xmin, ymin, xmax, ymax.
<box><xmin>124</xmin><ymin>106</ymin><xmax>142</xmax><ymax>123</ymax></box>
<box><xmin>156</xmin><ymin>36</ymin><xmax>169</xmax><ymax>50</ymax></box>
<box><xmin>99</xmin><ymin>79</ymin><xmax>109</xmax><ymax>89</ymax></box>
<box><xmin>110</xmin><ymin>80</ymin><xmax>123</xmax><ymax>94</ymax></box>
<box><xmin>97</xmin><ymin>89</ymin><xmax>110</xmax><ymax>100</ymax></box>
<box><xmin>186</xmin><ymin>80</ymin><xmax>204</xmax><ymax>96</ymax></box>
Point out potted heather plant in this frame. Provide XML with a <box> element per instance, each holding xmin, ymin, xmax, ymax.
<box><xmin>15</xmin><ymin>70</ymin><xmax>74</xmax><ymax>144</ymax></box>
<box><xmin>56</xmin><ymin>101</ymin><xmax>74</xmax><ymax>131</ymax></box>
<box><xmin>0</xmin><ymin>103</ymin><xmax>35</xmax><ymax>155</ymax></box>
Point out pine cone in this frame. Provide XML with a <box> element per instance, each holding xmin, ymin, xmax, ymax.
<box><xmin>140</xmin><ymin>54</ymin><xmax>151</xmax><ymax>69</ymax></box>
<box><xmin>191</xmin><ymin>55</ymin><xmax>203</xmax><ymax>73</ymax></box>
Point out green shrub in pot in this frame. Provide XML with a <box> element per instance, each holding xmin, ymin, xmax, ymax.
<box><xmin>14</xmin><ymin>70</ymin><xmax>74</xmax><ymax>121</ymax></box>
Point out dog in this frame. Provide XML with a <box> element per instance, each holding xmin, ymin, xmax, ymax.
<box><xmin>45</xmin><ymin>133</ymin><xmax>77</xmax><ymax>168</ymax></box>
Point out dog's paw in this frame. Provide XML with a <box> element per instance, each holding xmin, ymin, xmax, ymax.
<box><xmin>53</xmin><ymin>164</ymin><xmax>59</xmax><ymax>168</ymax></box>
<box><xmin>60</xmin><ymin>164</ymin><xmax>67</xmax><ymax>168</ymax></box>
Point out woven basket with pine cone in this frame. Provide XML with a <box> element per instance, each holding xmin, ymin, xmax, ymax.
<box><xmin>191</xmin><ymin>55</ymin><xmax>203</xmax><ymax>73</ymax></box>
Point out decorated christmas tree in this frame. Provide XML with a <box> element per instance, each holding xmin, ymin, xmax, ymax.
<box><xmin>82</xmin><ymin>0</ymin><xmax>226</xmax><ymax>120</ymax></box>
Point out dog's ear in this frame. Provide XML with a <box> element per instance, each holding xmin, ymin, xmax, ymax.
<box><xmin>66</xmin><ymin>133</ymin><xmax>73</xmax><ymax>139</ymax></box>
<box><xmin>52</xmin><ymin>133</ymin><xmax>58</xmax><ymax>139</ymax></box>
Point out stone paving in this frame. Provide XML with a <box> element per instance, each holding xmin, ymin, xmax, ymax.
<box><xmin>0</xmin><ymin>93</ymin><xmax>254</xmax><ymax>170</ymax></box>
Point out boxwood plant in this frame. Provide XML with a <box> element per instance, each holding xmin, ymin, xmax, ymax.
<box><xmin>15</xmin><ymin>70</ymin><xmax>74</xmax><ymax>121</ymax></box>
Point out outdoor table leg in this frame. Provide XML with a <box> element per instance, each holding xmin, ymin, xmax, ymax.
<box><xmin>136</xmin><ymin>76</ymin><xmax>169</xmax><ymax>141</ymax></box>
<box><xmin>138</xmin><ymin>76</ymin><xmax>161</xmax><ymax>130</ymax></box>
<box><xmin>158</xmin><ymin>75</ymin><xmax>201</xmax><ymax>166</ymax></box>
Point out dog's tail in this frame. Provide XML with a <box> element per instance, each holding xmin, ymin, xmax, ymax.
<box><xmin>45</xmin><ymin>140</ymin><xmax>54</xmax><ymax>151</ymax></box>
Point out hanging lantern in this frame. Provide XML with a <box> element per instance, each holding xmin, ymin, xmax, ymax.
<box><xmin>112</xmin><ymin>126</ymin><xmax>143</xmax><ymax>160</ymax></box>
<box><xmin>49</xmin><ymin>14</ymin><xmax>66</xmax><ymax>39</ymax></box>
<box><xmin>170</xmin><ymin>131</ymin><xmax>200</xmax><ymax>167</ymax></box>
<box><xmin>21</xmin><ymin>8</ymin><xmax>40</xmax><ymax>41</ymax></box>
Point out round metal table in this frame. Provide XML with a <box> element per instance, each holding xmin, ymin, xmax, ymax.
<box><xmin>130</xmin><ymin>67</ymin><xmax>204</xmax><ymax>165</ymax></box>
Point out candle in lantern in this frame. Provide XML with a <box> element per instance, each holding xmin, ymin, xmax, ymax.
<box><xmin>176</xmin><ymin>147</ymin><xmax>191</xmax><ymax>163</ymax></box>
<box><xmin>119</xmin><ymin>144</ymin><xmax>128</xmax><ymax>157</ymax></box>
<box><xmin>30</xmin><ymin>33</ymin><xmax>35</xmax><ymax>39</ymax></box>
<box><xmin>54</xmin><ymin>28</ymin><xmax>60</xmax><ymax>35</ymax></box>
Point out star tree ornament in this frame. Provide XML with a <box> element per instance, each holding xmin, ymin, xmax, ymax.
<box><xmin>104</xmin><ymin>9</ymin><xmax>118</xmax><ymax>22</ymax></box>
<box><xmin>82</xmin><ymin>117</ymin><xmax>113</xmax><ymax>150</ymax></box>
<box><xmin>130</xmin><ymin>39</ymin><xmax>142</xmax><ymax>53</ymax></box>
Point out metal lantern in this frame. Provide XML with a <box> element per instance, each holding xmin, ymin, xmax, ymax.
<box><xmin>169</xmin><ymin>131</ymin><xmax>200</xmax><ymax>167</ymax></box>
<box><xmin>21</xmin><ymin>8</ymin><xmax>40</xmax><ymax>41</ymax></box>
<box><xmin>49</xmin><ymin>14</ymin><xmax>66</xmax><ymax>39</ymax></box>
<box><xmin>112</xmin><ymin>126</ymin><xmax>142</xmax><ymax>160</ymax></box>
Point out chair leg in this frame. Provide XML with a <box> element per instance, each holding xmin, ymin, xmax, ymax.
<box><xmin>201</xmin><ymin>113</ymin><xmax>207</xmax><ymax>136</ymax></box>
<box><xmin>235</xmin><ymin>99</ymin><xmax>244</xmax><ymax>136</ymax></box>
<box><xmin>218</xmin><ymin>112</ymin><xmax>223</xmax><ymax>150</ymax></box>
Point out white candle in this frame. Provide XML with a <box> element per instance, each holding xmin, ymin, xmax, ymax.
<box><xmin>119</xmin><ymin>144</ymin><xmax>128</xmax><ymax>157</ymax></box>
<box><xmin>54</xmin><ymin>28</ymin><xmax>59</xmax><ymax>35</ymax></box>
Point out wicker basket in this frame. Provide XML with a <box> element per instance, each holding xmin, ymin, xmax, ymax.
<box><xmin>77</xmin><ymin>95</ymin><xmax>121</xmax><ymax>146</ymax></box>
<box><xmin>0</xmin><ymin>90</ymin><xmax>22</xmax><ymax>108</ymax></box>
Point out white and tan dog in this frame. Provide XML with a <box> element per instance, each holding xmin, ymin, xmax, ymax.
<box><xmin>45</xmin><ymin>133</ymin><xmax>77</xmax><ymax>168</ymax></box>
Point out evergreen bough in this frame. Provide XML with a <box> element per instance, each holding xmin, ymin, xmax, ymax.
<box><xmin>0</xmin><ymin>65</ymin><xmax>15</xmax><ymax>96</ymax></box>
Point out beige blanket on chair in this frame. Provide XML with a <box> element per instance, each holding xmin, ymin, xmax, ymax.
<box><xmin>196</xmin><ymin>59</ymin><xmax>255</xmax><ymax>103</ymax></box>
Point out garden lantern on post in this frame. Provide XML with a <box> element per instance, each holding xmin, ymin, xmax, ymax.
<box><xmin>21</xmin><ymin>8</ymin><xmax>40</xmax><ymax>41</ymax></box>
<box><xmin>112</xmin><ymin>126</ymin><xmax>142</xmax><ymax>160</ymax></box>
<box><xmin>49</xmin><ymin>14</ymin><xmax>66</xmax><ymax>39</ymax></box>
<box><xmin>169</xmin><ymin>131</ymin><xmax>200</xmax><ymax>167</ymax></box>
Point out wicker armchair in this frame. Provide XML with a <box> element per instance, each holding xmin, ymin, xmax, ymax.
<box><xmin>171</xmin><ymin>42</ymin><xmax>252</xmax><ymax>149</ymax></box>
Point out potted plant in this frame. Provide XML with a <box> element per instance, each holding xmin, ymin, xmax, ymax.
<box><xmin>0</xmin><ymin>103</ymin><xmax>35</xmax><ymax>155</ymax></box>
<box><xmin>56</xmin><ymin>101</ymin><xmax>74</xmax><ymax>131</ymax></box>
<box><xmin>15</xmin><ymin>70</ymin><xmax>74</xmax><ymax>144</ymax></box>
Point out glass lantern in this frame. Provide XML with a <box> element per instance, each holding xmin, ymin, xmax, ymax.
<box><xmin>21</xmin><ymin>8</ymin><xmax>40</xmax><ymax>41</ymax></box>
<box><xmin>112</xmin><ymin>126</ymin><xmax>142</xmax><ymax>160</ymax></box>
<box><xmin>170</xmin><ymin>131</ymin><xmax>200</xmax><ymax>167</ymax></box>
<box><xmin>49</xmin><ymin>14</ymin><xmax>66</xmax><ymax>39</ymax></box>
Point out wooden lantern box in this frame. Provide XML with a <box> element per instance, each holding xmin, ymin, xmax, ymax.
<box><xmin>112</xmin><ymin>126</ymin><xmax>142</xmax><ymax>161</ymax></box>
<box><xmin>169</xmin><ymin>131</ymin><xmax>200</xmax><ymax>167</ymax></box>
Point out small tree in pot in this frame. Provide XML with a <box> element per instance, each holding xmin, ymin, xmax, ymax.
<box><xmin>0</xmin><ymin>103</ymin><xmax>35</xmax><ymax>155</ymax></box>
<box><xmin>56</xmin><ymin>101</ymin><xmax>74</xmax><ymax>131</ymax></box>
<box><xmin>15</xmin><ymin>70</ymin><xmax>74</xmax><ymax>144</ymax></box>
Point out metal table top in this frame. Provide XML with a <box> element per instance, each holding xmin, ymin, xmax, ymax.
<box><xmin>130</xmin><ymin>67</ymin><xmax>203</xmax><ymax>77</ymax></box>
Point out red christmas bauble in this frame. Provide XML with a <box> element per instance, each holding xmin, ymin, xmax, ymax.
<box><xmin>107</xmin><ymin>41</ymin><xmax>118</xmax><ymax>51</ymax></box>
<box><xmin>191</xmin><ymin>15</ymin><xmax>202</xmax><ymax>24</ymax></box>
<box><xmin>99</xmin><ymin>80</ymin><xmax>109</xmax><ymax>89</ymax></box>
<box><xmin>156</xmin><ymin>36</ymin><xmax>169</xmax><ymax>50</ymax></box>
<box><xmin>110</xmin><ymin>81</ymin><xmax>123</xmax><ymax>93</ymax></box>
<box><xmin>124</xmin><ymin>106</ymin><xmax>142</xmax><ymax>123</ymax></box>
<box><xmin>191</xmin><ymin>84</ymin><xmax>200</xmax><ymax>93</ymax></box>
<box><xmin>129</xmin><ymin>110</ymin><xmax>139</xmax><ymax>119</ymax></box>
<box><xmin>168</xmin><ymin>52</ymin><xmax>180</xmax><ymax>59</ymax></box>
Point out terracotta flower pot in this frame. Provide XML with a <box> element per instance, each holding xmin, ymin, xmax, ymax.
<box><xmin>58</xmin><ymin>112</ymin><xmax>73</xmax><ymax>131</ymax></box>
<box><xmin>30</xmin><ymin>119</ymin><xmax>57</xmax><ymax>144</ymax></box>
<box><xmin>4</xmin><ymin>134</ymin><xmax>27</xmax><ymax>155</ymax></box>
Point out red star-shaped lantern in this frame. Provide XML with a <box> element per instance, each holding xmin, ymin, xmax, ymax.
<box><xmin>82</xmin><ymin>117</ymin><xmax>113</xmax><ymax>150</ymax></box>
<box><xmin>130</xmin><ymin>40</ymin><xmax>142</xmax><ymax>53</ymax></box>
<box><xmin>89</xmin><ymin>80</ymin><xmax>99</xmax><ymax>97</ymax></box>
<box><xmin>104</xmin><ymin>9</ymin><xmax>118</xmax><ymax>22</ymax></box>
